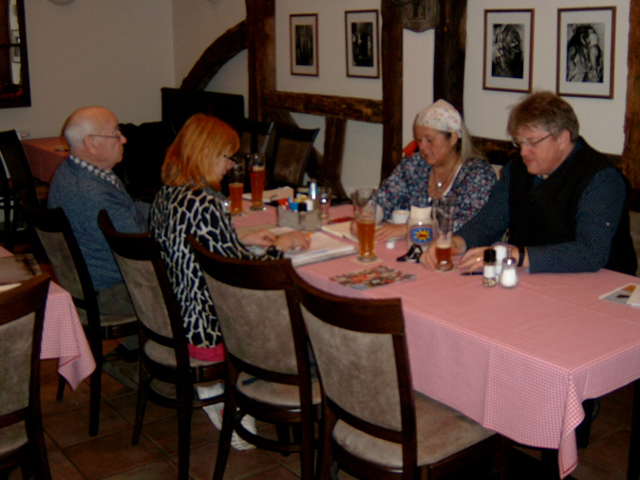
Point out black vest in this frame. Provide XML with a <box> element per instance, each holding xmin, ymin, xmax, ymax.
<box><xmin>508</xmin><ymin>138</ymin><xmax>637</xmax><ymax>275</ymax></box>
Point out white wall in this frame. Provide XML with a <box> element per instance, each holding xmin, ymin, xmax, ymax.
<box><xmin>0</xmin><ymin>0</ymin><xmax>175</xmax><ymax>138</ymax></box>
<box><xmin>465</xmin><ymin>0</ymin><xmax>630</xmax><ymax>154</ymax></box>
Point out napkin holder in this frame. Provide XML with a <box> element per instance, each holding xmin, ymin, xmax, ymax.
<box><xmin>277</xmin><ymin>209</ymin><xmax>321</xmax><ymax>232</ymax></box>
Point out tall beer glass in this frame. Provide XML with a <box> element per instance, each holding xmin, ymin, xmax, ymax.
<box><xmin>228</xmin><ymin>158</ymin><xmax>245</xmax><ymax>216</ymax></box>
<box><xmin>354</xmin><ymin>187</ymin><xmax>377</xmax><ymax>262</ymax></box>
<box><xmin>433</xmin><ymin>194</ymin><xmax>457</xmax><ymax>271</ymax></box>
<box><xmin>248</xmin><ymin>153</ymin><xmax>266</xmax><ymax>211</ymax></box>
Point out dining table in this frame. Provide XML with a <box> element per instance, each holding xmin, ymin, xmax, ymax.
<box><xmin>0</xmin><ymin>246</ymin><xmax>95</xmax><ymax>389</ymax></box>
<box><xmin>21</xmin><ymin>136</ymin><xmax>69</xmax><ymax>183</ymax></box>
<box><xmin>233</xmin><ymin>201</ymin><xmax>640</xmax><ymax>480</ymax></box>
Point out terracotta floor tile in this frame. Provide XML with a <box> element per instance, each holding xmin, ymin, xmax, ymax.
<box><xmin>139</xmin><ymin>408</ymin><xmax>219</xmax><ymax>455</ymax></box>
<box><xmin>186</xmin><ymin>441</ymin><xmax>280</xmax><ymax>480</ymax></box>
<box><xmin>580</xmin><ymin>429</ymin><xmax>631</xmax><ymax>473</ymax></box>
<box><xmin>47</xmin><ymin>448</ymin><xmax>85</xmax><ymax>480</ymax></box>
<box><xmin>40</xmin><ymin>379</ymin><xmax>91</xmax><ymax>418</ymax></box>
<box><xmin>62</xmin><ymin>427</ymin><xmax>165</xmax><ymax>480</ymax></box>
<box><xmin>44</xmin><ymin>400</ymin><xmax>131</xmax><ymax>448</ymax></box>
<box><xmin>106</xmin><ymin>390</ymin><xmax>176</xmax><ymax>425</ymax></box>
<box><xmin>100</xmin><ymin>457</ymin><xmax>179</xmax><ymax>480</ymax></box>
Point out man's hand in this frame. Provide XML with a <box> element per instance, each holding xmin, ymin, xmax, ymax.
<box><xmin>421</xmin><ymin>235</ymin><xmax>467</xmax><ymax>269</ymax></box>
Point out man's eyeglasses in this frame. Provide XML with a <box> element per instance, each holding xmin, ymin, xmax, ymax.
<box><xmin>511</xmin><ymin>133</ymin><xmax>553</xmax><ymax>149</ymax></box>
<box><xmin>88</xmin><ymin>133</ymin><xmax>123</xmax><ymax>141</ymax></box>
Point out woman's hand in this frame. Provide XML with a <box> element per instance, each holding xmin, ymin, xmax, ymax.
<box><xmin>274</xmin><ymin>231</ymin><xmax>311</xmax><ymax>252</ymax></box>
<box><xmin>375</xmin><ymin>223</ymin><xmax>406</xmax><ymax>243</ymax></box>
<box><xmin>240</xmin><ymin>229</ymin><xmax>277</xmax><ymax>247</ymax></box>
<box><xmin>421</xmin><ymin>235</ymin><xmax>467</xmax><ymax>269</ymax></box>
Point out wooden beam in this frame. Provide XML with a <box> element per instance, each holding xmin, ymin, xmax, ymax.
<box><xmin>381</xmin><ymin>0</ymin><xmax>404</xmax><ymax>181</ymax></box>
<box><xmin>263</xmin><ymin>91</ymin><xmax>383</xmax><ymax>124</ymax></box>
<box><xmin>623</xmin><ymin>0</ymin><xmax>640</xmax><ymax>189</ymax></box>
<box><xmin>246</xmin><ymin>0</ymin><xmax>275</xmax><ymax>120</ymax></box>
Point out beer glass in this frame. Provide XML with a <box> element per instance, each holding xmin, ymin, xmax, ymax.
<box><xmin>433</xmin><ymin>195</ymin><xmax>456</xmax><ymax>271</ymax></box>
<box><xmin>248</xmin><ymin>153</ymin><xmax>266</xmax><ymax>211</ymax></box>
<box><xmin>228</xmin><ymin>158</ymin><xmax>245</xmax><ymax>216</ymax></box>
<box><xmin>354</xmin><ymin>187</ymin><xmax>377</xmax><ymax>262</ymax></box>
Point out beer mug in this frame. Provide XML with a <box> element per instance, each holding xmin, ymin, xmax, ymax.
<box><xmin>248</xmin><ymin>153</ymin><xmax>266</xmax><ymax>211</ymax></box>
<box><xmin>433</xmin><ymin>195</ymin><xmax>457</xmax><ymax>271</ymax></box>
<box><xmin>228</xmin><ymin>158</ymin><xmax>245</xmax><ymax>216</ymax></box>
<box><xmin>354</xmin><ymin>188</ymin><xmax>377</xmax><ymax>262</ymax></box>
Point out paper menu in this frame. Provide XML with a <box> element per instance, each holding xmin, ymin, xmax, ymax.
<box><xmin>599</xmin><ymin>283</ymin><xmax>640</xmax><ymax>307</ymax></box>
<box><xmin>628</xmin><ymin>284</ymin><xmax>640</xmax><ymax>307</ymax></box>
<box><xmin>283</xmin><ymin>230</ymin><xmax>356</xmax><ymax>267</ymax></box>
<box><xmin>242</xmin><ymin>186</ymin><xmax>295</xmax><ymax>203</ymax></box>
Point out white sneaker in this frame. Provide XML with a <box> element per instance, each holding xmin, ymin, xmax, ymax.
<box><xmin>201</xmin><ymin>402</ymin><xmax>256</xmax><ymax>451</ymax></box>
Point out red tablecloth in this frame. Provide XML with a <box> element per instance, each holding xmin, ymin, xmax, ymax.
<box><xmin>234</xmin><ymin>203</ymin><xmax>640</xmax><ymax>478</ymax></box>
<box><xmin>21</xmin><ymin>136</ymin><xmax>68</xmax><ymax>183</ymax></box>
<box><xmin>0</xmin><ymin>247</ymin><xmax>95</xmax><ymax>389</ymax></box>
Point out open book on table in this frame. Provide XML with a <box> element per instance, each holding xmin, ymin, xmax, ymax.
<box><xmin>271</xmin><ymin>227</ymin><xmax>356</xmax><ymax>267</ymax></box>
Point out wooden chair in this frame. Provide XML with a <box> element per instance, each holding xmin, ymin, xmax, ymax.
<box><xmin>21</xmin><ymin>201</ymin><xmax>138</xmax><ymax>436</ymax></box>
<box><xmin>0</xmin><ymin>130</ymin><xmax>48</xmax><ymax>250</ymax></box>
<box><xmin>98</xmin><ymin>210</ymin><xmax>225</xmax><ymax>480</ymax></box>
<box><xmin>268</xmin><ymin>124</ymin><xmax>319</xmax><ymax>189</ymax></box>
<box><xmin>189</xmin><ymin>236</ymin><xmax>321</xmax><ymax>480</ymax></box>
<box><xmin>293</xmin><ymin>275</ymin><xmax>511</xmax><ymax>480</ymax></box>
<box><xmin>0</xmin><ymin>274</ymin><xmax>52</xmax><ymax>480</ymax></box>
<box><xmin>238</xmin><ymin>119</ymin><xmax>274</xmax><ymax>157</ymax></box>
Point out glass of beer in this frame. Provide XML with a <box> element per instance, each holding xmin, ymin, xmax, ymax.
<box><xmin>228</xmin><ymin>158</ymin><xmax>245</xmax><ymax>216</ymax></box>
<box><xmin>248</xmin><ymin>153</ymin><xmax>266</xmax><ymax>211</ymax></box>
<box><xmin>433</xmin><ymin>195</ymin><xmax>457</xmax><ymax>271</ymax></box>
<box><xmin>318</xmin><ymin>186</ymin><xmax>332</xmax><ymax>220</ymax></box>
<box><xmin>354</xmin><ymin>187</ymin><xmax>377</xmax><ymax>262</ymax></box>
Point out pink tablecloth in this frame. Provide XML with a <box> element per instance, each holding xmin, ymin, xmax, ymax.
<box><xmin>0</xmin><ymin>247</ymin><xmax>95</xmax><ymax>389</ymax></box>
<box><xmin>21</xmin><ymin>136</ymin><xmax>68</xmax><ymax>183</ymax></box>
<box><xmin>234</xmin><ymin>203</ymin><xmax>640</xmax><ymax>478</ymax></box>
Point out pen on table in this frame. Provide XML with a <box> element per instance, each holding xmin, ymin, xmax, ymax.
<box><xmin>460</xmin><ymin>271</ymin><xmax>483</xmax><ymax>276</ymax></box>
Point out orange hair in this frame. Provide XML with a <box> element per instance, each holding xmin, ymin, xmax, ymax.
<box><xmin>161</xmin><ymin>113</ymin><xmax>240</xmax><ymax>190</ymax></box>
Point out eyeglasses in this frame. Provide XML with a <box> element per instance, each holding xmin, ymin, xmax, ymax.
<box><xmin>88</xmin><ymin>132</ymin><xmax>123</xmax><ymax>141</ymax></box>
<box><xmin>511</xmin><ymin>133</ymin><xmax>553</xmax><ymax>149</ymax></box>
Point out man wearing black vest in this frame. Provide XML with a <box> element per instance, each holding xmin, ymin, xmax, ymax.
<box><xmin>422</xmin><ymin>91</ymin><xmax>637</xmax><ymax>275</ymax></box>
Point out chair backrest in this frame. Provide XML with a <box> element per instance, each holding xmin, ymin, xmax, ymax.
<box><xmin>238</xmin><ymin>119</ymin><xmax>274</xmax><ymax>158</ymax></box>
<box><xmin>0</xmin><ymin>274</ymin><xmax>50</xmax><ymax>422</ymax></box>
<box><xmin>97</xmin><ymin>210</ymin><xmax>190</xmax><ymax>364</ymax></box>
<box><xmin>188</xmin><ymin>235</ymin><xmax>310</xmax><ymax>383</ymax></box>
<box><xmin>21</xmin><ymin>198</ymin><xmax>95</xmax><ymax>312</ymax></box>
<box><xmin>0</xmin><ymin>129</ymin><xmax>37</xmax><ymax>206</ymax></box>
<box><xmin>293</xmin><ymin>275</ymin><xmax>416</xmax><ymax>441</ymax></box>
<box><xmin>270</xmin><ymin>124</ymin><xmax>319</xmax><ymax>188</ymax></box>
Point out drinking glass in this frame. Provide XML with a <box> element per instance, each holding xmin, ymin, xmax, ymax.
<box><xmin>433</xmin><ymin>195</ymin><xmax>457</xmax><ymax>271</ymax></box>
<box><xmin>248</xmin><ymin>153</ymin><xmax>266</xmax><ymax>211</ymax></box>
<box><xmin>354</xmin><ymin>188</ymin><xmax>377</xmax><ymax>262</ymax></box>
<box><xmin>318</xmin><ymin>186</ymin><xmax>332</xmax><ymax>220</ymax></box>
<box><xmin>228</xmin><ymin>158</ymin><xmax>245</xmax><ymax>216</ymax></box>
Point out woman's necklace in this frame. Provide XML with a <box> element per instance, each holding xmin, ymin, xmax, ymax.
<box><xmin>433</xmin><ymin>161</ymin><xmax>460</xmax><ymax>192</ymax></box>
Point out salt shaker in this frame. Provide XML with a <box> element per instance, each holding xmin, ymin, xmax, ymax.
<box><xmin>499</xmin><ymin>257</ymin><xmax>519</xmax><ymax>288</ymax></box>
<box><xmin>483</xmin><ymin>248</ymin><xmax>497</xmax><ymax>287</ymax></box>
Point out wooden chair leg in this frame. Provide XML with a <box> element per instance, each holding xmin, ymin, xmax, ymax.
<box><xmin>319</xmin><ymin>405</ymin><xmax>336</xmax><ymax>480</ymax></box>
<box><xmin>212</xmin><ymin>384</ymin><xmax>237</xmax><ymax>480</ymax></box>
<box><xmin>56</xmin><ymin>375</ymin><xmax>66</xmax><ymax>400</ymax></box>
<box><xmin>131</xmin><ymin>372</ymin><xmax>147</xmax><ymax>445</ymax></box>
<box><xmin>89</xmin><ymin>360</ymin><xmax>102</xmax><ymax>436</ymax></box>
<box><xmin>576</xmin><ymin>399</ymin><xmax>596</xmax><ymax>449</ymax></box>
<box><xmin>176</xmin><ymin>399</ymin><xmax>193</xmax><ymax>480</ymax></box>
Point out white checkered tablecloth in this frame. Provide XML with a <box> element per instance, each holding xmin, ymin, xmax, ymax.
<box><xmin>0</xmin><ymin>247</ymin><xmax>95</xmax><ymax>390</ymax></box>
<box><xmin>284</xmin><ymin>204</ymin><xmax>640</xmax><ymax>479</ymax></box>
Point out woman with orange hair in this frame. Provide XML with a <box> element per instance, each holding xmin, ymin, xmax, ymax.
<box><xmin>150</xmin><ymin>114</ymin><xmax>308</xmax><ymax>360</ymax></box>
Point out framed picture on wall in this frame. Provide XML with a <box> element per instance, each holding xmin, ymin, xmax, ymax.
<box><xmin>290</xmin><ymin>14</ymin><xmax>319</xmax><ymax>76</ymax></box>
<box><xmin>345</xmin><ymin>10</ymin><xmax>380</xmax><ymax>79</ymax></box>
<box><xmin>557</xmin><ymin>7</ymin><xmax>616</xmax><ymax>99</ymax></box>
<box><xmin>483</xmin><ymin>9</ymin><xmax>534</xmax><ymax>93</ymax></box>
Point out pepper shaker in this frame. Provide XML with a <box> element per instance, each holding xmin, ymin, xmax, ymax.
<box><xmin>483</xmin><ymin>248</ymin><xmax>497</xmax><ymax>287</ymax></box>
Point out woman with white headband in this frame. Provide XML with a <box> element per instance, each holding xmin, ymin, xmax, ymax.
<box><xmin>372</xmin><ymin>99</ymin><xmax>497</xmax><ymax>242</ymax></box>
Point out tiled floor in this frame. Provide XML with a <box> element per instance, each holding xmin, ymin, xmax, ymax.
<box><xmin>3</xmin><ymin>237</ymin><xmax>637</xmax><ymax>480</ymax></box>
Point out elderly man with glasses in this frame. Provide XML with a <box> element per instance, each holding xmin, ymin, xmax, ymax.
<box><xmin>422</xmin><ymin>91</ymin><xmax>637</xmax><ymax>275</ymax></box>
<box><xmin>48</xmin><ymin>106</ymin><xmax>149</xmax><ymax>328</ymax></box>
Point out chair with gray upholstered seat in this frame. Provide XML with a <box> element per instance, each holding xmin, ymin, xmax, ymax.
<box><xmin>293</xmin><ymin>275</ymin><xmax>511</xmax><ymax>480</ymax></box>
<box><xmin>98</xmin><ymin>210</ymin><xmax>225</xmax><ymax>480</ymax></box>
<box><xmin>267</xmin><ymin>124</ymin><xmax>319</xmax><ymax>189</ymax></box>
<box><xmin>21</xmin><ymin>201</ymin><xmax>138</xmax><ymax>437</ymax></box>
<box><xmin>189</xmin><ymin>235</ymin><xmax>321</xmax><ymax>480</ymax></box>
<box><xmin>0</xmin><ymin>274</ymin><xmax>51</xmax><ymax>480</ymax></box>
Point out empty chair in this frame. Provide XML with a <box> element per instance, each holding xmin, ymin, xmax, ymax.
<box><xmin>98</xmin><ymin>210</ymin><xmax>225</xmax><ymax>480</ymax></box>
<box><xmin>0</xmin><ymin>129</ymin><xmax>48</xmax><ymax>250</ymax></box>
<box><xmin>238</xmin><ymin>119</ymin><xmax>274</xmax><ymax>158</ymax></box>
<box><xmin>0</xmin><ymin>274</ymin><xmax>51</xmax><ymax>480</ymax></box>
<box><xmin>21</xmin><ymin>201</ymin><xmax>138</xmax><ymax>436</ymax></box>
<box><xmin>293</xmin><ymin>276</ymin><xmax>511</xmax><ymax>480</ymax></box>
<box><xmin>268</xmin><ymin>124</ymin><xmax>319</xmax><ymax>189</ymax></box>
<box><xmin>189</xmin><ymin>236</ymin><xmax>321</xmax><ymax>480</ymax></box>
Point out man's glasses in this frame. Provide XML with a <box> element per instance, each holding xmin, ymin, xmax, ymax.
<box><xmin>88</xmin><ymin>132</ymin><xmax>123</xmax><ymax>141</ymax></box>
<box><xmin>511</xmin><ymin>133</ymin><xmax>553</xmax><ymax>149</ymax></box>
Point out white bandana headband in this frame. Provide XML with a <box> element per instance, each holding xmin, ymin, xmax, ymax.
<box><xmin>414</xmin><ymin>99</ymin><xmax>462</xmax><ymax>136</ymax></box>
